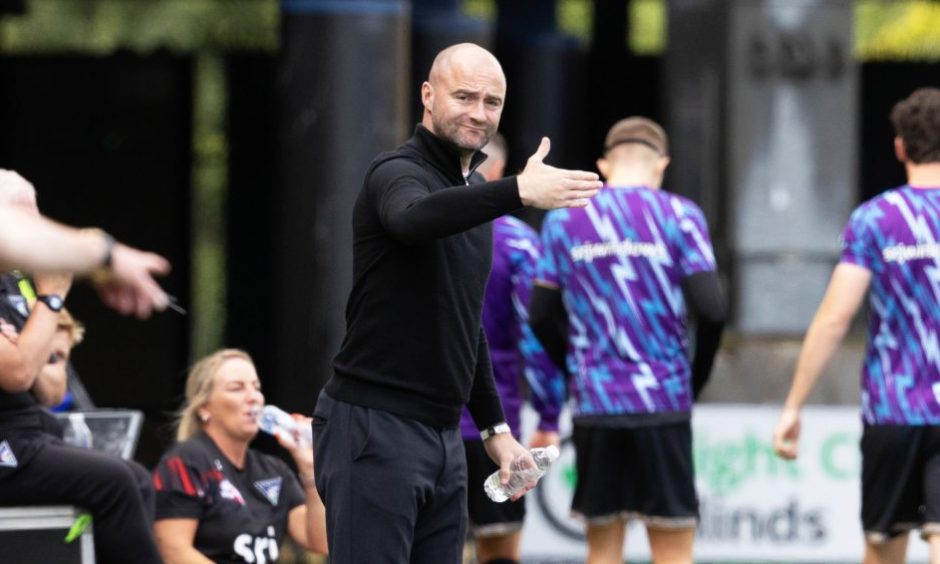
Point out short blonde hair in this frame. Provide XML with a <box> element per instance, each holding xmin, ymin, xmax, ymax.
<box><xmin>57</xmin><ymin>308</ymin><xmax>85</xmax><ymax>346</ymax></box>
<box><xmin>176</xmin><ymin>349</ymin><xmax>254</xmax><ymax>442</ymax></box>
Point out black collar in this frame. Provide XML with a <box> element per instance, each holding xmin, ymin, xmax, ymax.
<box><xmin>407</xmin><ymin>124</ymin><xmax>489</xmax><ymax>184</ymax></box>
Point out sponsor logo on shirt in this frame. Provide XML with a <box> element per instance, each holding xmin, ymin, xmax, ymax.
<box><xmin>570</xmin><ymin>239</ymin><xmax>667</xmax><ymax>263</ymax></box>
<box><xmin>0</xmin><ymin>440</ymin><xmax>17</xmax><ymax>468</ymax></box>
<box><xmin>254</xmin><ymin>477</ymin><xmax>282</xmax><ymax>506</ymax></box>
<box><xmin>219</xmin><ymin>478</ymin><xmax>245</xmax><ymax>506</ymax></box>
<box><xmin>234</xmin><ymin>526</ymin><xmax>278</xmax><ymax>563</ymax></box>
<box><xmin>882</xmin><ymin>242</ymin><xmax>940</xmax><ymax>263</ymax></box>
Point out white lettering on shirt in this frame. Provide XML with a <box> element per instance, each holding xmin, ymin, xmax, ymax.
<box><xmin>570</xmin><ymin>239</ymin><xmax>667</xmax><ymax>263</ymax></box>
<box><xmin>882</xmin><ymin>242</ymin><xmax>940</xmax><ymax>263</ymax></box>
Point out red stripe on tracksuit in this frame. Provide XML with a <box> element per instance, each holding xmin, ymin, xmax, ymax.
<box><xmin>168</xmin><ymin>456</ymin><xmax>196</xmax><ymax>496</ymax></box>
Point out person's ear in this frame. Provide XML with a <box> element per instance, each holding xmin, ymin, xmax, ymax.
<box><xmin>421</xmin><ymin>81</ymin><xmax>434</xmax><ymax>114</ymax></box>
<box><xmin>596</xmin><ymin>157</ymin><xmax>610</xmax><ymax>180</ymax></box>
<box><xmin>894</xmin><ymin>136</ymin><xmax>907</xmax><ymax>163</ymax></box>
<box><xmin>656</xmin><ymin>156</ymin><xmax>671</xmax><ymax>176</ymax></box>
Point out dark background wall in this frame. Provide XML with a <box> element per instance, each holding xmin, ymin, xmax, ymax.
<box><xmin>0</xmin><ymin>54</ymin><xmax>191</xmax><ymax>464</ymax></box>
<box><xmin>859</xmin><ymin>62</ymin><xmax>940</xmax><ymax>202</ymax></box>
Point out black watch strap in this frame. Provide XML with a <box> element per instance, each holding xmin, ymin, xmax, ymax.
<box><xmin>36</xmin><ymin>294</ymin><xmax>64</xmax><ymax>312</ymax></box>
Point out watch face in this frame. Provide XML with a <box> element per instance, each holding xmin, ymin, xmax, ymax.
<box><xmin>41</xmin><ymin>295</ymin><xmax>64</xmax><ymax>311</ymax></box>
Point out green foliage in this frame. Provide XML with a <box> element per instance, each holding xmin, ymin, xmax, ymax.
<box><xmin>856</xmin><ymin>0</ymin><xmax>940</xmax><ymax>61</ymax></box>
<box><xmin>0</xmin><ymin>0</ymin><xmax>278</xmax><ymax>54</ymax></box>
<box><xmin>630</xmin><ymin>0</ymin><xmax>664</xmax><ymax>55</ymax></box>
<box><xmin>557</xmin><ymin>0</ymin><xmax>592</xmax><ymax>43</ymax></box>
<box><xmin>191</xmin><ymin>54</ymin><xmax>228</xmax><ymax>358</ymax></box>
<box><xmin>461</xmin><ymin>0</ymin><xmax>940</xmax><ymax>61</ymax></box>
<box><xmin>6</xmin><ymin>0</ymin><xmax>940</xmax><ymax>61</ymax></box>
<box><xmin>462</xmin><ymin>0</ymin><xmax>496</xmax><ymax>21</ymax></box>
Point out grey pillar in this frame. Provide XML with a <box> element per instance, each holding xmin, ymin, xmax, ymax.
<box><xmin>272</xmin><ymin>0</ymin><xmax>410</xmax><ymax>412</ymax></box>
<box><xmin>667</xmin><ymin>0</ymin><xmax>857</xmax><ymax>334</ymax></box>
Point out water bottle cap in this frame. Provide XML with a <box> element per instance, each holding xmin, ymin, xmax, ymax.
<box><xmin>544</xmin><ymin>444</ymin><xmax>560</xmax><ymax>461</ymax></box>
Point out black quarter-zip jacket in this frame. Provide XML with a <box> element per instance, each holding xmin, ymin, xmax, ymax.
<box><xmin>328</xmin><ymin>125</ymin><xmax>524</xmax><ymax>430</ymax></box>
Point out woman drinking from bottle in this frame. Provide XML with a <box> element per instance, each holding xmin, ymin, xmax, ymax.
<box><xmin>152</xmin><ymin>349</ymin><xmax>328</xmax><ymax>563</ymax></box>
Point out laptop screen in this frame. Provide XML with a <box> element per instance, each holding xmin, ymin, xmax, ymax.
<box><xmin>54</xmin><ymin>409</ymin><xmax>143</xmax><ymax>460</ymax></box>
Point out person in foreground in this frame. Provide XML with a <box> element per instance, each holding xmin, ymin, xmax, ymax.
<box><xmin>530</xmin><ymin>117</ymin><xmax>726</xmax><ymax>564</ymax></box>
<box><xmin>0</xmin><ymin>169</ymin><xmax>171</xmax><ymax>319</ymax></box>
<box><xmin>153</xmin><ymin>349</ymin><xmax>327</xmax><ymax>563</ymax></box>
<box><xmin>312</xmin><ymin>42</ymin><xmax>602</xmax><ymax>563</ymax></box>
<box><xmin>773</xmin><ymin>87</ymin><xmax>940</xmax><ymax>564</ymax></box>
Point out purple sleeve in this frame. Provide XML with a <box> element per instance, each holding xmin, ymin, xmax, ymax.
<box><xmin>535</xmin><ymin>212</ymin><xmax>562</xmax><ymax>287</ymax></box>
<box><xmin>513</xmin><ymin>224</ymin><xmax>564</xmax><ymax>431</ymax></box>
<box><xmin>675</xmin><ymin>198</ymin><xmax>717</xmax><ymax>278</ymax></box>
<box><xmin>840</xmin><ymin>206</ymin><xmax>876</xmax><ymax>270</ymax></box>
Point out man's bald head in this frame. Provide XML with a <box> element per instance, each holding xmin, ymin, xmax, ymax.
<box><xmin>0</xmin><ymin>169</ymin><xmax>38</xmax><ymax>215</ymax></box>
<box><xmin>427</xmin><ymin>43</ymin><xmax>504</xmax><ymax>88</ymax></box>
<box><xmin>421</xmin><ymin>43</ymin><xmax>507</xmax><ymax>159</ymax></box>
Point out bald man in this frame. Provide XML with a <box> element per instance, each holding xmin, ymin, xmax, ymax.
<box><xmin>313</xmin><ymin>43</ymin><xmax>601</xmax><ymax>563</ymax></box>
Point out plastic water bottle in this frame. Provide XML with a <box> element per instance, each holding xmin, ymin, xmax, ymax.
<box><xmin>256</xmin><ymin>405</ymin><xmax>312</xmax><ymax>448</ymax></box>
<box><xmin>484</xmin><ymin>445</ymin><xmax>560</xmax><ymax>503</ymax></box>
<box><xmin>64</xmin><ymin>412</ymin><xmax>93</xmax><ymax>449</ymax></box>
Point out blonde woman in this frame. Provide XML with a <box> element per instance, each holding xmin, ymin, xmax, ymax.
<box><xmin>152</xmin><ymin>349</ymin><xmax>327</xmax><ymax>563</ymax></box>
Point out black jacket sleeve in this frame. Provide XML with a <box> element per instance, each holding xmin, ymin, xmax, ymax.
<box><xmin>682</xmin><ymin>270</ymin><xmax>727</xmax><ymax>399</ymax></box>
<box><xmin>372</xmin><ymin>161</ymin><xmax>523</xmax><ymax>245</ymax></box>
<box><xmin>466</xmin><ymin>327</ymin><xmax>506</xmax><ymax>430</ymax></box>
<box><xmin>528</xmin><ymin>284</ymin><xmax>569</xmax><ymax>372</ymax></box>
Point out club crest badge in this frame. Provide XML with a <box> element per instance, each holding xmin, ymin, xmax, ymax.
<box><xmin>0</xmin><ymin>440</ymin><xmax>18</xmax><ymax>468</ymax></box>
<box><xmin>254</xmin><ymin>477</ymin><xmax>282</xmax><ymax>506</ymax></box>
<box><xmin>8</xmin><ymin>295</ymin><xmax>28</xmax><ymax>318</ymax></box>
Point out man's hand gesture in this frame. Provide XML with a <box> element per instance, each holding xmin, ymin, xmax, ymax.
<box><xmin>94</xmin><ymin>244</ymin><xmax>171</xmax><ymax>319</ymax></box>
<box><xmin>517</xmin><ymin>137</ymin><xmax>602</xmax><ymax>209</ymax></box>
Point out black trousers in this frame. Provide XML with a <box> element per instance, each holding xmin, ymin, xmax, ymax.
<box><xmin>0</xmin><ymin>430</ymin><xmax>161</xmax><ymax>564</ymax></box>
<box><xmin>312</xmin><ymin>391</ymin><xmax>467</xmax><ymax>564</ymax></box>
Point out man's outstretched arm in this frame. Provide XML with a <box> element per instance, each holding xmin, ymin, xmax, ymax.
<box><xmin>377</xmin><ymin>137</ymin><xmax>602</xmax><ymax>244</ymax></box>
<box><xmin>0</xmin><ymin>207</ymin><xmax>170</xmax><ymax>318</ymax></box>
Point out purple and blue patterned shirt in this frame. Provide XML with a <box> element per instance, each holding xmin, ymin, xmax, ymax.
<box><xmin>841</xmin><ymin>185</ymin><xmax>940</xmax><ymax>425</ymax></box>
<box><xmin>536</xmin><ymin>185</ymin><xmax>716</xmax><ymax>418</ymax></box>
<box><xmin>460</xmin><ymin>216</ymin><xmax>564</xmax><ymax>440</ymax></box>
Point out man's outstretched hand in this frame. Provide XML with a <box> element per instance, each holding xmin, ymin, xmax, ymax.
<box><xmin>94</xmin><ymin>243</ymin><xmax>171</xmax><ymax>319</ymax></box>
<box><xmin>517</xmin><ymin>137</ymin><xmax>602</xmax><ymax>209</ymax></box>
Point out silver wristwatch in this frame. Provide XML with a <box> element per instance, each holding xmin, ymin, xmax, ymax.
<box><xmin>479</xmin><ymin>422</ymin><xmax>511</xmax><ymax>441</ymax></box>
